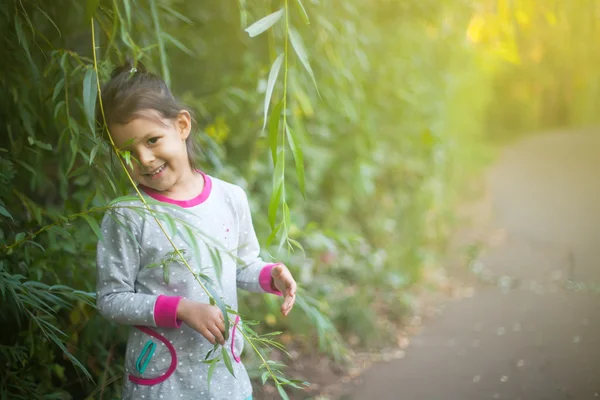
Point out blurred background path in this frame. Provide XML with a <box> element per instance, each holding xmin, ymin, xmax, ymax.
<box><xmin>346</xmin><ymin>130</ymin><xmax>600</xmax><ymax>400</ymax></box>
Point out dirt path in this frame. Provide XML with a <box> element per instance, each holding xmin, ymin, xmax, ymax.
<box><xmin>345</xmin><ymin>130</ymin><xmax>600</xmax><ymax>400</ymax></box>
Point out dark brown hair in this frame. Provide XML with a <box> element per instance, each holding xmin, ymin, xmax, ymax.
<box><xmin>97</xmin><ymin>60</ymin><xmax>202</xmax><ymax>170</ymax></box>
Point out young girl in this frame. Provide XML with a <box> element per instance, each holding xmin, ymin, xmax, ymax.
<box><xmin>95</xmin><ymin>62</ymin><xmax>297</xmax><ymax>400</ymax></box>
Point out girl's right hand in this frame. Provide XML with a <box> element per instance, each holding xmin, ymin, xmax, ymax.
<box><xmin>176</xmin><ymin>298</ymin><xmax>226</xmax><ymax>345</ymax></box>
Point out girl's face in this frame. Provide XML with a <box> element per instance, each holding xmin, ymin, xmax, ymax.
<box><xmin>110</xmin><ymin>110</ymin><xmax>193</xmax><ymax>192</ymax></box>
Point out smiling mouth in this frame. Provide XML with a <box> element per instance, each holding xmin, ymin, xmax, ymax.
<box><xmin>144</xmin><ymin>164</ymin><xmax>166</xmax><ymax>177</ymax></box>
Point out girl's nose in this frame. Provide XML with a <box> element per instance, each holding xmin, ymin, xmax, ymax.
<box><xmin>138</xmin><ymin>148</ymin><xmax>155</xmax><ymax>167</ymax></box>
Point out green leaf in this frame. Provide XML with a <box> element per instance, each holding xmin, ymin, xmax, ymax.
<box><xmin>294</xmin><ymin>0</ymin><xmax>310</xmax><ymax>24</ymax></box>
<box><xmin>121</xmin><ymin>151</ymin><xmax>133</xmax><ymax>170</ymax></box>
<box><xmin>150</xmin><ymin>0</ymin><xmax>170</xmax><ymax>87</ymax></box>
<box><xmin>207</xmin><ymin>359</ymin><xmax>217</xmax><ymax>391</ymax></box>
<box><xmin>184</xmin><ymin>225</ymin><xmax>202</xmax><ymax>270</ymax></box>
<box><xmin>287</xmin><ymin>238</ymin><xmax>304</xmax><ymax>253</ymax></box>
<box><xmin>24</xmin><ymin>240</ymin><xmax>45</xmax><ymax>252</ymax></box>
<box><xmin>81</xmin><ymin>214</ymin><xmax>103</xmax><ymax>241</ymax></box>
<box><xmin>14</xmin><ymin>17</ymin><xmax>33</xmax><ymax>67</ymax></box>
<box><xmin>267</xmin><ymin>101</ymin><xmax>283</xmax><ymax>163</ymax></box>
<box><xmin>83</xmin><ymin>68</ymin><xmax>98</xmax><ymax>134</ymax></box>
<box><xmin>285</xmin><ymin>124</ymin><xmax>305</xmax><ymax>197</ymax></box>
<box><xmin>89</xmin><ymin>143</ymin><xmax>101</xmax><ymax>165</ymax></box>
<box><xmin>221</xmin><ymin>347</ymin><xmax>235</xmax><ymax>377</ymax></box>
<box><xmin>263</xmin><ymin>53</ymin><xmax>284</xmax><ymax>130</ymax></box>
<box><xmin>54</xmin><ymin>101</ymin><xmax>65</xmax><ymax>119</ymax></box>
<box><xmin>159</xmin><ymin>4</ymin><xmax>193</xmax><ymax>24</ymax></box>
<box><xmin>208</xmin><ymin>246</ymin><xmax>223</xmax><ymax>287</ymax></box>
<box><xmin>0</xmin><ymin>205</ymin><xmax>13</xmax><ymax>221</ymax></box>
<box><xmin>268</xmin><ymin>180</ymin><xmax>283</xmax><ymax>229</ymax></box>
<box><xmin>204</xmin><ymin>343</ymin><xmax>219</xmax><ymax>361</ymax></box>
<box><xmin>53</xmin><ymin>78</ymin><xmax>65</xmax><ymax>102</ymax></box>
<box><xmin>163</xmin><ymin>263</ymin><xmax>170</xmax><ymax>284</ymax></box>
<box><xmin>289</xmin><ymin>28</ymin><xmax>318</xmax><ymax>93</ymax></box>
<box><xmin>163</xmin><ymin>214</ymin><xmax>178</xmax><ymax>238</ymax></box>
<box><xmin>266</xmin><ymin>222</ymin><xmax>283</xmax><ymax>247</ymax></box>
<box><xmin>245</xmin><ymin>9</ymin><xmax>283</xmax><ymax>38</ymax></box>
<box><xmin>86</xmin><ymin>0</ymin><xmax>100</xmax><ymax>21</ymax></box>
<box><xmin>123</xmin><ymin>0</ymin><xmax>132</xmax><ymax>28</ymax></box>
<box><xmin>277</xmin><ymin>385</ymin><xmax>290</xmax><ymax>400</ymax></box>
<box><xmin>162</xmin><ymin>32</ymin><xmax>194</xmax><ymax>57</ymax></box>
<box><xmin>28</xmin><ymin>137</ymin><xmax>53</xmax><ymax>151</ymax></box>
<box><xmin>261</xmin><ymin>371</ymin><xmax>270</xmax><ymax>385</ymax></box>
<box><xmin>15</xmin><ymin>232</ymin><xmax>26</xmax><ymax>243</ymax></box>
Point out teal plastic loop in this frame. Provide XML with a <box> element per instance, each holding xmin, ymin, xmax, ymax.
<box><xmin>135</xmin><ymin>340</ymin><xmax>156</xmax><ymax>374</ymax></box>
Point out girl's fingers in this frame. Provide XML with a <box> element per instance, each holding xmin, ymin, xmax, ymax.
<box><xmin>209</xmin><ymin>324</ymin><xmax>226</xmax><ymax>345</ymax></box>
<box><xmin>216</xmin><ymin>319</ymin><xmax>226</xmax><ymax>334</ymax></box>
<box><xmin>200</xmin><ymin>328</ymin><xmax>216</xmax><ymax>345</ymax></box>
<box><xmin>288</xmin><ymin>280</ymin><xmax>297</xmax><ymax>296</ymax></box>
<box><xmin>281</xmin><ymin>293</ymin><xmax>296</xmax><ymax>316</ymax></box>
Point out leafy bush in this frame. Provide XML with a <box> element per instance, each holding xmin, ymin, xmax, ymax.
<box><xmin>4</xmin><ymin>0</ymin><xmax>598</xmax><ymax>398</ymax></box>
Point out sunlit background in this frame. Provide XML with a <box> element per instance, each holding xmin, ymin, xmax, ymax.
<box><xmin>1</xmin><ymin>0</ymin><xmax>599</xmax><ymax>399</ymax></box>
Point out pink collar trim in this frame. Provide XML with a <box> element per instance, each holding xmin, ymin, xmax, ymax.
<box><xmin>140</xmin><ymin>171</ymin><xmax>212</xmax><ymax>208</ymax></box>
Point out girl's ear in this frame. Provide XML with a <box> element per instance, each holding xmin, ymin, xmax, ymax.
<box><xmin>176</xmin><ymin>110</ymin><xmax>192</xmax><ymax>140</ymax></box>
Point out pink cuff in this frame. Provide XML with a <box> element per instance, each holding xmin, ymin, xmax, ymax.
<box><xmin>259</xmin><ymin>264</ymin><xmax>283</xmax><ymax>296</ymax></box>
<box><xmin>154</xmin><ymin>295</ymin><xmax>183</xmax><ymax>328</ymax></box>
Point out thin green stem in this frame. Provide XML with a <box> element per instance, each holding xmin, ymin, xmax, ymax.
<box><xmin>281</xmin><ymin>0</ymin><xmax>289</xmax><ymax>238</ymax></box>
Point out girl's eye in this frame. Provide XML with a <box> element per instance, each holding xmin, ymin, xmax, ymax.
<box><xmin>148</xmin><ymin>137</ymin><xmax>159</xmax><ymax>145</ymax></box>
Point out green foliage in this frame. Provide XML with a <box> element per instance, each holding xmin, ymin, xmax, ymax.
<box><xmin>5</xmin><ymin>0</ymin><xmax>595</xmax><ymax>398</ymax></box>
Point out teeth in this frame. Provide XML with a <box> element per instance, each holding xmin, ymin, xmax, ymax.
<box><xmin>149</xmin><ymin>164</ymin><xmax>165</xmax><ymax>176</ymax></box>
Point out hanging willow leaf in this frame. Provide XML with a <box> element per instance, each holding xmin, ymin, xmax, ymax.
<box><xmin>263</xmin><ymin>54</ymin><xmax>284</xmax><ymax>130</ymax></box>
<box><xmin>52</xmin><ymin>78</ymin><xmax>65</xmax><ymax>102</ymax></box>
<box><xmin>288</xmin><ymin>27</ymin><xmax>318</xmax><ymax>93</ymax></box>
<box><xmin>0</xmin><ymin>205</ymin><xmax>14</xmax><ymax>220</ymax></box>
<box><xmin>207</xmin><ymin>359</ymin><xmax>217</xmax><ymax>391</ymax></box>
<box><xmin>221</xmin><ymin>347</ymin><xmax>235</xmax><ymax>377</ymax></box>
<box><xmin>123</xmin><ymin>0</ymin><xmax>132</xmax><ymax>28</ymax></box>
<box><xmin>277</xmin><ymin>385</ymin><xmax>290</xmax><ymax>400</ymax></box>
<box><xmin>82</xmin><ymin>68</ymin><xmax>98</xmax><ymax>134</ymax></box>
<box><xmin>266</xmin><ymin>221</ymin><xmax>283</xmax><ymax>247</ymax></box>
<box><xmin>162</xmin><ymin>32</ymin><xmax>194</xmax><ymax>57</ymax></box>
<box><xmin>267</xmin><ymin>101</ymin><xmax>283</xmax><ymax>164</ymax></box>
<box><xmin>163</xmin><ymin>263</ymin><xmax>170</xmax><ymax>285</ymax></box>
<box><xmin>294</xmin><ymin>0</ymin><xmax>310</xmax><ymax>24</ymax></box>
<box><xmin>208</xmin><ymin>245</ymin><xmax>223</xmax><ymax>287</ymax></box>
<box><xmin>14</xmin><ymin>17</ymin><xmax>33</xmax><ymax>67</ymax></box>
<box><xmin>89</xmin><ymin>143</ymin><xmax>101</xmax><ymax>165</ymax></box>
<box><xmin>150</xmin><ymin>0</ymin><xmax>170</xmax><ymax>87</ymax></box>
<box><xmin>81</xmin><ymin>214</ymin><xmax>103</xmax><ymax>241</ymax></box>
<box><xmin>245</xmin><ymin>9</ymin><xmax>283</xmax><ymax>38</ymax></box>
<box><xmin>109</xmin><ymin>195</ymin><xmax>139</xmax><ymax>206</ymax></box>
<box><xmin>285</xmin><ymin>124</ymin><xmax>305</xmax><ymax>197</ymax></box>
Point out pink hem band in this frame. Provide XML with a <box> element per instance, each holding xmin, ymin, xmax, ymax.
<box><xmin>259</xmin><ymin>264</ymin><xmax>283</xmax><ymax>296</ymax></box>
<box><xmin>129</xmin><ymin>326</ymin><xmax>177</xmax><ymax>385</ymax></box>
<box><xmin>140</xmin><ymin>171</ymin><xmax>212</xmax><ymax>208</ymax></box>
<box><xmin>154</xmin><ymin>295</ymin><xmax>183</xmax><ymax>328</ymax></box>
<box><xmin>231</xmin><ymin>315</ymin><xmax>241</xmax><ymax>363</ymax></box>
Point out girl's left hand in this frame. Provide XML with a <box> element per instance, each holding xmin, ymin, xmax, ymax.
<box><xmin>271</xmin><ymin>264</ymin><xmax>297</xmax><ymax>317</ymax></box>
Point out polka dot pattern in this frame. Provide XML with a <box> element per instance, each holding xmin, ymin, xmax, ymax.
<box><xmin>96</xmin><ymin>177</ymin><xmax>271</xmax><ymax>399</ymax></box>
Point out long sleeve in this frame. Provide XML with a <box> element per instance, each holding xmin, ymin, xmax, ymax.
<box><xmin>96</xmin><ymin>205</ymin><xmax>182</xmax><ymax>328</ymax></box>
<box><xmin>234</xmin><ymin>187</ymin><xmax>281</xmax><ymax>295</ymax></box>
